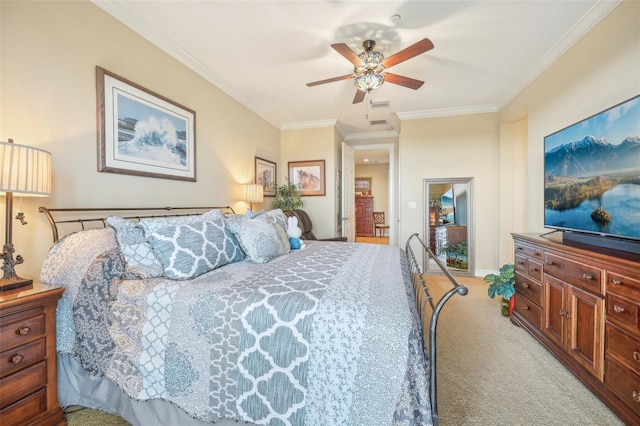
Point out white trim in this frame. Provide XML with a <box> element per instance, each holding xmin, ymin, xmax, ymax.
<box><xmin>396</xmin><ymin>104</ymin><xmax>499</xmax><ymax>121</ymax></box>
<box><xmin>280</xmin><ymin>119</ymin><xmax>337</xmax><ymax>131</ymax></box>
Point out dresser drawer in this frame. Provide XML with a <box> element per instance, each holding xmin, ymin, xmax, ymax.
<box><xmin>544</xmin><ymin>252</ymin><xmax>603</xmax><ymax>294</ymax></box>
<box><xmin>514</xmin><ymin>243</ymin><xmax>543</xmax><ymax>261</ymax></box>
<box><xmin>515</xmin><ymin>255</ymin><xmax>543</xmax><ymax>282</ymax></box>
<box><xmin>515</xmin><ymin>273</ymin><xmax>542</xmax><ymax>306</ymax></box>
<box><xmin>0</xmin><ymin>360</ymin><xmax>47</xmax><ymax>409</ymax></box>
<box><xmin>604</xmin><ymin>357</ymin><xmax>640</xmax><ymax>418</ymax></box>
<box><xmin>0</xmin><ymin>338</ymin><xmax>46</xmax><ymax>379</ymax></box>
<box><xmin>607</xmin><ymin>293</ymin><xmax>640</xmax><ymax>335</ymax></box>
<box><xmin>513</xmin><ymin>292</ymin><xmax>542</xmax><ymax>329</ymax></box>
<box><xmin>608</xmin><ymin>271</ymin><xmax>640</xmax><ymax>302</ymax></box>
<box><xmin>0</xmin><ymin>312</ymin><xmax>46</xmax><ymax>350</ymax></box>
<box><xmin>607</xmin><ymin>323</ymin><xmax>640</xmax><ymax>377</ymax></box>
<box><xmin>0</xmin><ymin>388</ymin><xmax>46</xmax><ymax>426</ymax></box>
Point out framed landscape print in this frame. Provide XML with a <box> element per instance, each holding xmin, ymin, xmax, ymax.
<box><xmin>288</xmin><ymin>160</ymin><xmax>326</xmax><ymax>196</ymax></box>
<box><xmin>96</xmin><ymin>66</ymin><xmax>196</xmax><ymax>181</ymax></box>
<box><xmin>255</xmin><ymin>156</ymin><xmax>276</xmax><ymax>196</ymax></box>
<box><xmin>355</xmin><ymin>177</ymin><xmax>372</xmax><ymax>193</ymax></box>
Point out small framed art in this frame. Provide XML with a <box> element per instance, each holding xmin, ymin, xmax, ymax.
<box><xmin>255</xmin><ymin>156</ymin><xmax>276</xmax><ymax>196</ymax></box>
<box><xmin>288</xmin><ymin>160</ymin><xmax>326</xmax><ymax>196</ymax></box>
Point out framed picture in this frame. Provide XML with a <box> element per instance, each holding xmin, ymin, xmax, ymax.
<box><xmin>96</xmin><ymin>66</ymin><xmax>196</xmax><ymax>181</ymax></box>
<box><xmin>288</xmin><ymin>160</ymin><xmax>326</xmax><ymax>196</ymax></box>
<box><xmin>355</xmin><ymin>177</ymin><xmax>372</xmax><ymax>193</ymax></box>
<box><xmin>255</xmin><ymin>156</ymin><xmax>276</xmax><ymax>196</ymax></box>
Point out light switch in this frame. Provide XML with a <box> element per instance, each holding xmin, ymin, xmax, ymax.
<box><xmin>408</xmin><ymin>201</ymin><xmax>417</xmax><ymax>209</ymax></box>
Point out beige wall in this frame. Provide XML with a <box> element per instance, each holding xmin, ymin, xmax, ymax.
<box><xmin>0</xmin><ymin>0</ymin><xmax>280</xmax><ymax>278</ymax></box>
<box><xmin>356</xmin><ymin>163</ymin><xmax>389</xmax><ymax>216</ymax></box>
<box><xmin>399</xmin><ymin>113</ymin><xmax>500</xmax><ymax>275</ymax></box>
<box><xmin>281</xmin><ymin>126</ymin><xmax>340</xmax><ymax>239</ymax></box>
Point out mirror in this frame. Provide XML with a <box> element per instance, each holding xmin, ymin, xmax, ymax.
<box><xmin>423</xmin><ymin>177</ymin><xmax>474</xmax><ymax>275</ymax></box>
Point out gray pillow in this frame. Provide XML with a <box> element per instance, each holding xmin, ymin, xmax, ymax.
<box><xmin>143</xmin><ymin>216</ymin><xmax>244</xmax><ymax>280</ymax></box>
<box><xmin>226</xmin><ymin>214</ymin><xmax>288</xmax><ymax>264</ymax></box>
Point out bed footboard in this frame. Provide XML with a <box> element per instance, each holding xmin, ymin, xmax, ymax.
<box><xmin>405</xmin><ymin>232</ymin><xmax>468</xmax><ymax>426</ymax></box>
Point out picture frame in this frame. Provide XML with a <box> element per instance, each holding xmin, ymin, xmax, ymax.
<box><xmin>255</xmin><ymin>156</ymin><xmax>276</xmax><ymax>197</ymax></box>
<box><xmin>96</xmin><ymin>66</ymin><xmax>196</xmax><ymax>181</ymax></box>
<box><xmin>355</xmin><ymin>177</ymin><xmax>372</xmax><ymax>193</ymax></box>
<box><xmin>288</xmin><ymin>160</ymin><xmax>326</xmax><ymax>196</ymax></box>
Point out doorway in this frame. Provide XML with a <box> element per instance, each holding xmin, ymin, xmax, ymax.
<box><xmin>423</xmin><ymin>177</ymin><xmax>474</xmax><ymax>275</ymax></box>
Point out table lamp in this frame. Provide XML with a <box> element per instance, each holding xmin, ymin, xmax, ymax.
<box><xmin>0</xmin><ymin>139</ymin><xmax>52</xmax><ymax>291</ymax></box>
<box><xmin>242</xmin><ymin>183</ymin><xmax>264</xmax><ymax>212</ymax></box>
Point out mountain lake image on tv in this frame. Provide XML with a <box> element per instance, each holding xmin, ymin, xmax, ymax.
<box><xmin>544</xmin><ymin>94</ymin><xmax>640</xmax><ymax>242</ymax></box>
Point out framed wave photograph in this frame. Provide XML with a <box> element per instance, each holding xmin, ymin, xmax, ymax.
<box><xmin>543</xmin><ymin>94</ymin><xmax>640</xmax><ymax>241</ymax></box>
<box><xmin>96</xmin><ymin>66</ymin><xmax>196</xmax><ymax>181</ymax></box>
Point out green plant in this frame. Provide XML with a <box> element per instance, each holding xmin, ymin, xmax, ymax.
<box><xmin>271</xmin><ymin>181</ymin><xmax>303</xmax><ymax>210</ymax></box>
<box><xmin>483</xmin><ymin>263</ymin><xmax>515</xmax><ymax>299</ymax></box>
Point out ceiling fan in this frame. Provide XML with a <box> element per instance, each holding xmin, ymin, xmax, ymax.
<box><xmin>306</xmin><ymin>38</ymin><xmax>434</xmax><ymax>104</ymax></box>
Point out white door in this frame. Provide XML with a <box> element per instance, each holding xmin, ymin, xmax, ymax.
<box><xmin>341</xmin><ymin>142</ymin><xmax>355</xmax><ymax>242</ymax></box>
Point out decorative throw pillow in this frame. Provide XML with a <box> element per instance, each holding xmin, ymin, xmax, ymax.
<box><xmin>143</xmin><ymin>216</ymin><xmax>244</xmax><ymax>280</ymax></box>
<box><xmin>226</xmin><ymin>215</ymin><xmax>288</xmax><ymax>263</ymax></box>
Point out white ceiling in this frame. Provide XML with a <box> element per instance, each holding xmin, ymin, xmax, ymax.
<box><xmin>94</xmin><ymin>0</ymin><xmax>619</xmax><ymax>142</ymax></box>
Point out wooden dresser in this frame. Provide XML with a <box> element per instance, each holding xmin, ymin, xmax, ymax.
<box><xmin>512</xmin><ymin>233</ymin><xmax>640</xmax><ymax>425</ymax></box>
<box><xmin>0</xmin><ymin>282</ymin><xmax>65</xmax><ymax>426</ymax></box>
<box><xmin>355</xmin><ymin>196</ymin><xmax>374</xmax><ymax>237</ymax></box>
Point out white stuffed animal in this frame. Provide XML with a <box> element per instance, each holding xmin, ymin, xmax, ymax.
<box><xmin>287</xmin><ymin>216</ymin><xmax>304</xmax><ymax>249</ymax></box>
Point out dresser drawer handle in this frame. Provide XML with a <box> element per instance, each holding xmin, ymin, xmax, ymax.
<box><xmin>11</xmin><ymin>354</ymin><xmax>24</xmax><ymax>364</ymax></box>
<box><xmin>633</xmin><ymin>391</ymin><xmax>640</xmax><ymax>403</ymax></box>
<box><xmin>546</xmin><ymin>260</ymin><xmax>554</xmax><ymax>265</ymax></box>
<box><xmin>517</xmin><ymin>260</ymin><xmax>525</xmax><ymax>265</ymax></box>
<box><xmin>522</xmin><ymin>305</ymin><xmax>530</xmax><ymax>311</ymax></box>
<box><xmin>612</xmin><ymin>279</ymin><xmax>622</xmax><ymax>285</ymax></box>
<box><xmin>634</xmin><ymin>351</ymin><xmax>640</xmax><ymax>362</ymax></box>
<box><xmin>582</xmin><ymin>273</ymin><xmax>594</xmax><ymax>280</ymax></box>
<box><xmin>559</xmin><ymin>309</ymin><xmax>571</xmax><ymax>319</ymax></box>
<box><xmin>18</xmin><ymin>327</ymin><xmax>31</xmax><ymax>336</ymax></box>
<box><xmin>613</xmin><ymin>305</ymin><xmax>626</xmax><ymax>314</ymax></box>
<box><xmin>534</xmin><ymin>252</ymin><xmax>541</xmax><ymax>257</ymax></box>
<box><xmin>529</xmin><ymin>266</ymin><xmax>538</xmax><ymax>272</ymax></box>
<box><xmin>520</xmin><ymin>282</ymin><xmax>530</xmax><ymax>289</ymax></box>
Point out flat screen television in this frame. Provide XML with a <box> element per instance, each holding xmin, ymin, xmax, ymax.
<box><xmin>543</xmin><ymin>94</ymin><xmax>640</xmax><ymax>252</ymax></box>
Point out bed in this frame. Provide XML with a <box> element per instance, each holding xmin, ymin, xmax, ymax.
<box><xmin>38</xmin><ymin>206</ymin><xmax>467</xmax><ymax>426</ymax></box>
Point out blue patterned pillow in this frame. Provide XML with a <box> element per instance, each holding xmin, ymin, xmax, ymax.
<box><xmin>142</xmin><ymin>216</ymin><xmax>244</xmax><ymax>280</ymax></box>
<box><xmin>226</xmin><ymin>215</ymin><xmax>288</xmax><ymax>263</ymax></box>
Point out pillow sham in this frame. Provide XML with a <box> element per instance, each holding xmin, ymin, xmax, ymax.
<box><xmin>143</xmin><ymin>216</ymin><xmax>244</xmax><ymax>280</ymax></box>
<box><xmin>226</xmin><ymin>214</ymin><xmax>288</xmax><ymax>264</ymax></box>
<box><xmin>106</xmin><ymin>209</ymin><xmax>225</xmax><ymax>279</ymax></box>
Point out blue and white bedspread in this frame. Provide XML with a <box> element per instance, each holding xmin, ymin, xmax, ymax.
<box><xmin>43</xmin><ymin>231</ymin><xmax>430</xmax><ymax>425</ymax></box>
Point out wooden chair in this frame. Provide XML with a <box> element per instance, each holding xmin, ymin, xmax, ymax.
<box><xmin>373</xmin><ymin>211</ymin><xmax>389</xmax><ymax>237</ymax></box>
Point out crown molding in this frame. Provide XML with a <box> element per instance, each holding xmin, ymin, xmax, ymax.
<box><xmin>396</xmin><ymin>104</ymin><xmax>499</xmax><ymax>121</ymax></box>
<box><xmin>280</xmin><ymin>119</ymin><xmax>338</xmax><ymax>131</ymax></box>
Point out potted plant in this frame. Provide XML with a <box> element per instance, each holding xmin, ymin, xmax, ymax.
<box><xmin>483</xmin><ymin>263</ymin><xmax>516</xmax><ymax>316</ymax></box>
<box><xmin>271</xmin><ymin>180</ymin><xmax>304</xmax><ymax>210</ymax></box>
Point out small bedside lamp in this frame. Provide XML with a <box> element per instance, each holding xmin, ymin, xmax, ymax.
<box><xmin>0</xmin><ymin>139</ymin><xmax>52</xmax><ymax>291</ymax></box>
<box><xmin>242</xmin><ymin>183</ymin><xmax>263</xmax><ymax>213</ymax></box>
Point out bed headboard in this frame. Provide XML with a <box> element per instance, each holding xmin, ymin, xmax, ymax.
<box><xmin>38</xmin><ymin>206</ymin><xmax>236</xmax><ymax>243</ymax></box>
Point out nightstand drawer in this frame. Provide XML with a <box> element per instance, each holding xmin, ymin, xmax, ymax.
<box><xmin>0</xmin><ymin>360</ymin><xmax>47</xmax><ymax>409</ymax></box>
<box><xmin>0</xmin><ymin>311</ymin><xmax>46</xmax><ymax>350</ymax></box>
<box><xmin>513</xmin><ymin>292</ymin><xmax>542</xmax><ymax>329</ymax></box>
<box><xmin>0</xmin><ymin>338</ymin><xmax>46</xmax><ymax>379</ymax></box>
<box><xmin>607</xmin><ymin>323</ymin><xmax>640</xmax><ymax>377</ymax></box>
<box><xmin>0</xmin><ymin>388</ymin><xmax>46</xmax><ymax>426</ymax></box>
<box><xmin>515</xmin><ymin>273</ymin><xmax>542</xmax><ymax>306</ymax></box>
<box><xmin>544</xmin><ymin>252</ymin><xmax>602</xmax><ymax>294</ymax></box>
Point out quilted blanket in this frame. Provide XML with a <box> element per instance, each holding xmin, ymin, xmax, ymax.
<box><xmin>44</xmin><ymin>232</ymin><xmax>430</xmax><ymax>425</ymax></box>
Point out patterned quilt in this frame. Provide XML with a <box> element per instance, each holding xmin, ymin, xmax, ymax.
<box><xmin>43</xmin><ymin>229</ymin><xmax>431</xmax><ymax>425</ymax></box>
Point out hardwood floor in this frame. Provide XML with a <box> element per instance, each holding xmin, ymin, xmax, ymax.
<box><xmin>355</xmin><ymin>236</ymin><xmax>389</xmax><ymax>245</ymax></box>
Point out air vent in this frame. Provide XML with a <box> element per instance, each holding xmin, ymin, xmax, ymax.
<box><xmin>370</xmin><ymin>100</ymin><xmax>390</xmax><ymax>109</ymax></box>
<box><xmin>370</xmin><ymin>119</ymin><xmax>387</xmax><ymax>126</ymax></box>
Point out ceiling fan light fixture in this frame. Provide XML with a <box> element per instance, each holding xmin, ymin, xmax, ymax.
<box><xmin>354</xmin><ymin>70</ymin><xmax>384</xmax><ymax>92</ymax></box>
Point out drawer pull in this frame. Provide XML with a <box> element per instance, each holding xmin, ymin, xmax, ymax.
<box><xmin>612</xmin><ymin>279</ymin><xmax>622</xmax><ymax>285</ymax></box>
<box><xmin>546</xmin><ymin>260</ymin><xmax>554</xmax><ymax>265</ymax></box>
<box><xmin>582</xmin><ymin>273</ymin><xmax>594</xmax><ymax>281</ymax></box>
<box><xmin>633</xmin><ymin>391</ymin><xmax>640</xmax><ymax>403</ymax></box>
<box><xmin>520</xmin><ymin>282</ymin><xmax>530</xmax><ymax>289</ymax></box>
<box><xmin>634</xmin><ymin>351</ymin><xmax>640</xmax><ymax>362</ymax></box>
<box><xmin>11</xmin><ymin>354</ymin><xmax>24</xmax><ymax>364</ymax></box>
<box><xmin>517</xmin><ymin>260</ymin><xmax>525</xmax><ymax>265</ymax></box>
<box><xmin>613</xmin><ymin>304</ymin><xmax>626</xmax><ymax>314</ymax></box>
<box><xmin>559</xmin><ymin>309</ymin><xmax>571</xmax><ymax>319</ymax></box>
<box><xmin>534</xmin><ymin>252</ymin><xmax>541</xmax><ymax>257</ymax></box>
<box><xmin>521</xmin><ymin>305</ymin><xmax>530</xmax><ymax>311</ymax></box>
<box><xmin>529</xmin><ymin>266</ymin><xmax>538</xmax><ymax>272</ymax></box>
<box><xmin>18</xmin><ymin>326</ymin><xmax>31</xmax><ymax>336</ymax></box>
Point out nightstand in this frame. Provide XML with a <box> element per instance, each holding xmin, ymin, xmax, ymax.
<box><xmin>0</xmin><ymin>282</ymin><xmax>66</xmax><ymax>426</ymax></box>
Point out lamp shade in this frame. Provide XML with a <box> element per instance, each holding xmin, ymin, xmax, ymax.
<box><xmin>242</xmin><ymin>183</ymin><xmax>264</xmax><ymax>203</ymax></box>
<box><xmin>0</xmin><ymin>141</ymin><xmax>52</xmax><ymax>196</ymax></box>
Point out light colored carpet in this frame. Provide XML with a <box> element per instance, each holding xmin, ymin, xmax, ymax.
<box><xmin>64</xmin><ymin>277</ymin><xmax>623</xmax><ymax>426</ymax></box>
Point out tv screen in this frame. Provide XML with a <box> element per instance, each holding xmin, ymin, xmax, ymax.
<box><xmin>543</xmin><ymin>94</ymin><xmax>640</xmax><ymax>242</ymax></box>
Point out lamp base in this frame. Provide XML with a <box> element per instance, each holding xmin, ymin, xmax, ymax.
<box><xmin>0</xmin><ymin>276</ymin><xmax>33</xmax><ymax>292</ymax></box>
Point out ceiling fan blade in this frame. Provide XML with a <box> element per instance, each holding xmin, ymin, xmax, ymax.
<box><xmin>306</xmin><ymin>74</ymin><xmax>353</xmax><ymax>87</ymax></box>
<box><xmin>331</xmin><ymin>43</ymin><xmax>363</xmax><ymax>66</ymax></box>
<box><xmin>353</xmin><ymin>89</ymin><xmax>366</xmax><ymax>104</ymax></box>
<box><xmin>382</xmin><ymin>38</ymin><xmax>434</xmax><ymax>68</ymax></box>
<box><xmin>384</xmin><ymin>73</ymin><xmax>425</xmax><ymax>90</ymax></box>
